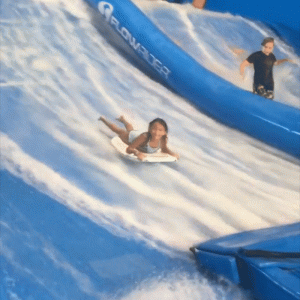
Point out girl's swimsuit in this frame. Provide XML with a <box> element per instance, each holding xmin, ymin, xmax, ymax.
<box><xmin>128</xmin><ymin>130</ymin><xmax>160</xmax><ymax>153</ymax></box>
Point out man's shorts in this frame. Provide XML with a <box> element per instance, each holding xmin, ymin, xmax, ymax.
<box><xmin>253</xmin><ymin>84</ymin><xmax>274</xmax><ymax>100</ymax></box>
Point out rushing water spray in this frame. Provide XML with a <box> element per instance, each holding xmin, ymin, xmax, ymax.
<box><xmin>1</xmin><ymin>0</ymin><xmax>299</xmax><ymax>298</ymax></box>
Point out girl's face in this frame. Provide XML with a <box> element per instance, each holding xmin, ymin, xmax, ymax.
<box><xmin>150</xmin><ymin>122</ymin><xmax>166</xmax><ymax>140</ymax></box>
<box><xmin>262</xmin><ymin>42</ymin><xmax>274</xmax><ymax>55</ymax></box>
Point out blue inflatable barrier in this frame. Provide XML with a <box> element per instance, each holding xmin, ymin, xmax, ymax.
<box><xmin>191</xmin><ymin>223</ymin><xmax>300</xmax><ymax>300</ymax></box>
<box><xmin>84</xmin><ymin>0</ymin><xmax>300</xmax><ymax>158</ymax></box>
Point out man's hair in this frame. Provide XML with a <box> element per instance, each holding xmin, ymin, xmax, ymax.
<box><xmin>261</xmin><ymin>37</ymin><xmax>274</xmax><ymax>46</ymax></box>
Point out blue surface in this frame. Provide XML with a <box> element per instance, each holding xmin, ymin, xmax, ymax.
<box><xmin>166</xmin><ymin>0</ymin><xmax>300</xmax><ymax>53</ymax></box>
<box><xmin>1</xmin><ymin>0</ymin><xmax>299</xmax><ymax>299</ymax></box>
<box><xmin>194</xmin><ymin>250</ymin><xmax>240</xmax><ymax>284</ymax></box>
<box><xmin>0</xmin><ymin>170</ymin><xmax>199</xmax><ymax>299</ymax></box>
<box><xmin>84</xmin><ymin>0</ymin><xmax>300</xmax><ymax>158</ymax></box>
<box><xmin>167</xmin><ymin>0</ymin><xmax>300</xmax><ymax>32</ymax></box>
<box><xmin>204</xmin><ymin>0</ymin><xmax>300</xmax><ymax>54</ymax></box>
<box><xmin>192</xmin><ymin>223</ymin><xmax>300</xmax><ymax>300</ymax></box>
<box><xmin>206</xmin><ymin>0</ymin><xmax>300</xmax><ymax>32</ymax></box>
<box><xmin>241</xmin><ymin>256</ymin><xmax>300</xmax><ymax>300</ymax></box>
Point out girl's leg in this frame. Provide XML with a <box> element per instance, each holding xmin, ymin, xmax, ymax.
<box><xmin>99</xmin><ymin>116</ymin><xmax>129</xmax><ymax>143</ymax></box>
<box><xmin>116</xmin><ymin>115</ymin><xmax>134</xmax><ymax>132</ymax></box>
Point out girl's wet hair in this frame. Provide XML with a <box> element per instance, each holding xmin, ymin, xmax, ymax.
<box><xmin>261</xmin><ymin>37</ymin><xmax>274</xmax><ymax>46</ymax></box>
<box><xmin>148</xmin><ymin>118</ymin><xmax>168</xmax><ymax>134</ymax></box>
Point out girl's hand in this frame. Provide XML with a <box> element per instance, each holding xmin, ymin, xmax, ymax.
<box><xmin>131</xmin><ymin>148</ymin><xmax>146</xmax><ymax>161</ymax></box>
<box><xmin>173</xmin><ymin>153</ymin><xmax>180</xmax><ymax>160</ymax></box>
<box><xmin>137</xmin><ymin>152</ymin><xmax>146</xmax><ymax>161</ymax></box>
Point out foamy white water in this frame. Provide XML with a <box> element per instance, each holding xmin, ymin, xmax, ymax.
<box><xmin>1</xmin><ymin>0</ymin><xmax>299</xmax><ymax>298</ymax></box>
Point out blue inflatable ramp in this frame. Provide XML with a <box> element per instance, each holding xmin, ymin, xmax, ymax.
<box><xmin>191</xmin><ymin>223</ymin><xmax>300</xmax><ymax>300</ymax></box>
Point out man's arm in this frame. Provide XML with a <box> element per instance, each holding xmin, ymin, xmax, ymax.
<box><xmin>240</xmin><ymin>59</ymin><xmax>251</xmax><ymax>77</ymax></box>
<box><xmin>274</xmin><ymin>58</ymin><xmax>292</xmax><ymax>66</ymax></box>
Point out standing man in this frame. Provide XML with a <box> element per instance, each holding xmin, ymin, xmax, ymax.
<box><xmin>240</xmin><ymin>37</ymin><xmax>292</xmax><ymax>99</ymax></box>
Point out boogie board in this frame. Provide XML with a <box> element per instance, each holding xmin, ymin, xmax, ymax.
<box><xmin>111</xmin><ymin>136</ymin><xmax>177</xmax><ymax>162</ymax></box>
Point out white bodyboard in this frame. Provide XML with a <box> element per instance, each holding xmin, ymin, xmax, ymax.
<box><xmin>111</xmin><ymin>136</ymin><xmax>177</xmax><ymax>162</ymax></box>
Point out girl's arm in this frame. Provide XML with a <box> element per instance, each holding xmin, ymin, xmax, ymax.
<box><xmin>274</xmin><ymin>58</ymin><xmax>292</xmax><ymax>66</ymax></box>
<box><xmin>161</xmin><ymin>137</ymin><xmax>180</xmax><ymax>159</ymax></box>
<box><xmin>126</xmin><ymin>133</ymin><xmax>147</xmax><ymax>160</ymax></box>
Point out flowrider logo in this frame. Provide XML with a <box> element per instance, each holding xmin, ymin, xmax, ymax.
<box><xmin>98</xmin><ymin>2</ymin><xmax>113</xmax><ymax>22</ymax></box>
<box><xmin>98</xmin><ymin>1</ymin><xmax>171</xmax><ymax>79</ymax></box>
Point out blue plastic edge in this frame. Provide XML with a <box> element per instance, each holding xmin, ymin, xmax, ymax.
<box><xmin>242</xmin><ymin>257</ymin><xmax>300</xmax><ymax>300</ymax></box>
<box><xmin>193</xmin><ymin>222</ymin><xmax>300</xmax><ymax>255</ymax></box>
<box><xmin>84</xmin><ymin>0</ymin><xmax>300</xmax><ymax>158</ymax></box>
<box><xmin>194</xmin><ymin>249</ymin><xmax>240</xmax><ymax>284</ymax></box>
<box><xmin>192</xmin><ymin>223</ymin><xmax>300</xmax><ymax>300</ymax></box>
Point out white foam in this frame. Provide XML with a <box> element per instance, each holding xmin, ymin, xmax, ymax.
<box><xmin>119</xmin><ymin>272</ymin><xmax>250</xmax><ymax>300</ymax></box>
